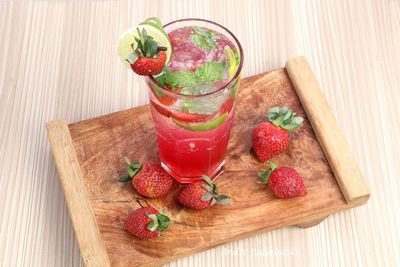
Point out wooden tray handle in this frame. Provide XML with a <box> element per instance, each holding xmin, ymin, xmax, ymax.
<box><xmin>46</xmin><ymin>120</ymin><xmax>111</xmax><ymax>267</ymax></box>
<box><xmin>285</xmin><ymin>57</ymin><xmax>370</xmax><ymax>205</ymax></box>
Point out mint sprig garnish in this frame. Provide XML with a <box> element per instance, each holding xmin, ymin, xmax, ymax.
<box><xmin>195</xmin><ymin>61</ymin><xmax>226</xmax><ymax>83</ymax></box>
<box><xmin>191</xmin><ymin>27</ymin><xmax>218</xmax><ymax>51</ymax></box>
<box><xmin>153</xmin><ymin>61</ymin><xmax>227</xmax><ymax>115</ymax></box>
<box><xmin>154</xmin><ymin>67</ymin><xmax>171</xmax><ymax>87</ymax></box>
<box><xmin>155</xmin><ymin>61</ymin><xmax>226</xmax><ymax>90</ymax></box>
<box><xmin>155</xmin><ymin>67</ymin><xmax>197</xmax><ymax>89</ymax></box>
<box><xmin>166</xmin><ymin>70</ymin><xmax>198</xmax><ymax>88</ymax></box>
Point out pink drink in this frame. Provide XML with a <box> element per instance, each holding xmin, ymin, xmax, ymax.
<box><xmin>147</xmin><ymin>19</ymin><xmax>243</xmax><ymax>183</ymax></box>
<box><xmin>151</xmin><ymin>106</ymin><xmax>235</xmax><ymax>179</ymax></box>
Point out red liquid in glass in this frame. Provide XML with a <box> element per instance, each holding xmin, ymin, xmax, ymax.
<box><xmin>149</xmin><ymin>26</ymin><xmax>237</xmax><ymax>183</ymax></box>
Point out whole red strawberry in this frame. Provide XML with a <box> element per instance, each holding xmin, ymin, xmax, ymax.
<box><xmin>131</xmin><ymin>51</ymin><xmax>167</xmax><ymax>75</ymax></box>
<box><xmin>259</xmin><ymin>162</ymin><xmax>307</xmax><ymax>198</ymax></box>
<box><xmin>120</xmin><ymin>157</ymin><xmax>173</xmax><ymax>198</ymax></box>
<box><xmin>177</xmin><ymin>176</ymin><xmax>230</xmax><ymax>210</ymax></box>
<box><xmin>125</xmin><ymin>207</ymin><xmax>170</xmax><ymax>239</ymax></box>
<box><xmin>127</xmin><ymin>28</ymin><xmax>168</xmax><ymax>76</ymax></box>
<box><xmin>252</xmin><ymin>106</ymin><xmax>303</xmax><ymax>162</ymax></box>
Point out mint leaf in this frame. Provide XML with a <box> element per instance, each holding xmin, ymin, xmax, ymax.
<box><xmin>165</xmin><ymin>70</ymin><xmax>197</xmax><ymax>88</ymax></box>
<box><xmin>180</xmin><ymin>87</ymin><xmax>193</xmax><ymax>96</ymax></box>
<box><xmin>191</xmin><ymin>27</ymin><xmax>218</xmax><ymax>51</ymax></box>
<box><xmin>156</xmin><ymin>66</ymin><xmax>197</xmax><ymax>89</ymax></box>
<box><xmin>195</xmin><ymin>61</ymin><xmax>226</xmax><ymax>83</ymax></box>
<box><xmin>155</xmin><ymin>66</ymin><xmax>171</xmax><ymax>86</ymax></box>
<box><xmin>155</xmin><ymin>61</ymin><xmax>225</xmax><ymax>90</ymax></box>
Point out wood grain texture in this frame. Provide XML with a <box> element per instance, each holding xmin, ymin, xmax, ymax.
<box><xmin>46</xmin><ymin>120</ymin><xmax>111</xmax><ymax>267</ymax></box>
<box><xmin>56</xmin><ymin>68</ymin><xmax>365</xmax><ymax>267</ymax></box>
<box><xmin>1</xmin><ymin>0</ymin><xmax>399</xmax><ymax>266</ymax></box>
<box><xmin>286</xmin><ymin>57</ymin><xmax>370</xmax><ymax>205</ymax></box>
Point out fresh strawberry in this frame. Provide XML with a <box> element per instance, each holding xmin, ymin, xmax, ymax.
<box><xmin>252</xmin><ymin>106</ymin><xmax>303</xmax><ymax>162</ymax></box>
<box><xmin>120</xmin><ymin>157</ymin><xmax>173</xmax><ymax>198</ymax></box>
<box><xmin>125</xmin><ymin>207</ymin><xmax>170</xmax><ymax>239</ymax></box>
<box><xmin>259</xmin><ymin>162</ymin><xmax>307</xmax><ymax>198</ymax></box>
<box><xmin>131</xmin><ymin>51</ymin><xmax>167</xmax><ymax>75</ymax></box>
<box><xmin>177</xmin><ymin>176</ymin><xmax>230</xmax><ymax>210</ymax></box>
<box><xmin>129</xmin><ymin>28</ymin><xmax>167</xmax><ymax>76</ymax></box>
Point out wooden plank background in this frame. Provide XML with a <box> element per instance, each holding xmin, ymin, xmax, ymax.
<box><xmin>0</xmin><ymin>0</ymin><xmax>399</xmax><ymax>266</ymax></box>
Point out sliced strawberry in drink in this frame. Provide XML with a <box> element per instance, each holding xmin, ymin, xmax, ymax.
<box><xmin>172</xmin><ymin>112</ymin><xmax>214</xmax><ymax>123</ymax></box>
<box><xmin>148</xmin><ymin>82</ymin><xmax>180</xmax><ymax>106</ymax></box>
<box><xmin>219</xmin><ymin>97</ymin><xmax>234</xmax><ymax>114</ymax></box>
<box><xmin>150</xmin><ymin>99</ymin><xmax>171</xmax><ymax>118</ymax></box>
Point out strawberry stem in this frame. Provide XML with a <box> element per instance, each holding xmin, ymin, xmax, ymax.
<box><xmin>119</xmin><ymin>156</ymin><xmax>142</xmax><ymax>182</ymax></box>
<box><xmin>146</xmin><ymin>212</ymin><xmax>171</xmax><ymax>234</ymax></box>
<box><xmin>258</xmin><ymin>162</ymin><xmax>277</xmax><ymax>184</ymax></box>
<box><xmin>200</xmin><ymin>175</ymin><xmax>230</xmax><ymax>205</ymax></box>
<box><xmin>134</xmin><ymin>28</ymin><xmax>167</xmax><ymax>58</ymax></box>
<box><xmin>123</xmin><ymin>156</ymin><xmax>131</xmax><ymax>165</ymax></box>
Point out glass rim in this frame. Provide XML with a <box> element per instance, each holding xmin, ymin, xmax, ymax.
<box><xmin>148</xmin><ymin>18</ymin><xmax>244</xmax><ymax>98</ymax></box>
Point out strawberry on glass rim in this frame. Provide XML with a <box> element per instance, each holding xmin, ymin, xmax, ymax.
<box><xmin>118</xmin><ymin>17</ymin><xmax>172</xmax><ymax>76</ymax></box>
<box><xmin>127</xmin><ymin>28</ymin><xmax>166</xmax><ymax>76</ymax></box>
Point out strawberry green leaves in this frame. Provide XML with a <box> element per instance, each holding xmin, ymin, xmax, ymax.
<box><xmin>267</xmin><ymin>106</ymin><xmax>304</xmax><ymax>131</ymax></box>
<box><xmin>134</xmin><ymin>28</ymin><xmax>167</xmax><ymax>58</ymax></box>
<box><xmin>258</xmin><ymin>162</ymin><xmax>277</xmax><ymax>184</ymax></box>
<box><xmin>119</xmin><ymin>156</ymin><xmax>142</xmax><ymax>182</ymax></box>
<box><xmin>156</xmin><ymin>213</ymin><xmax>171</xmax><ymax>231</ymax></box>
<box><xmin>146</xmin><ymin>212</ymin><xmax>171</xmax><ymax>235</ymax></box>
<box><xmin>191</xmin><ymin>27</ymin><xmax>218</xmax><ymax>51</ymax></box>
<box><xmin>201</xmin><ymin>193</ymin><xmax>214</xmax><ymax>201</ymax></box>
<box><xmin>146</xmin><ymin>214</ymin><xmax>159</xmax><ymax>231</ymax></box>
<box><xmin>200</xmin><ymin>175</ymin><xmax>230</xmax><ymax>205</ymax></box>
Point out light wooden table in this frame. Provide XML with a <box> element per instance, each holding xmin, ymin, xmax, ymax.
<box><xmin>0</xmin><ymin>0</ymin><xmax>399</xmax><ymax>266</ymax></box>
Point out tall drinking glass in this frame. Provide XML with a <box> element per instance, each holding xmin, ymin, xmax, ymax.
<box><xmin>147</xmin><ymin>19</ymin><xmax>243</xmax><ymax>183</ymax></box>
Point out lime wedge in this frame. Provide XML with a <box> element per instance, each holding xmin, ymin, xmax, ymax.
<box><xmin>224</xmin><ymin>46</ymin><xmax>239</xmax><ymax>79</ymax></box>
<box><xmin>173</xmin><ymin>113</ymin><xmax>228</xmax><ymax>131</ymax></box>
<box><xmin>140</xmin><ymin>17</ymin><xmax>167</xmax><ymax>36</ymax></box>
<box><xmin>118</xmin><ymin>23</ymin><xmax>172</xmax><ymax>68</ymax></box>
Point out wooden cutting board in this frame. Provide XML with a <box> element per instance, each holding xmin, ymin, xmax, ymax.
<box><xmin>46</xmin><ymin>57</ymin><xmax>370</xmax><ymax>267</ymax></box>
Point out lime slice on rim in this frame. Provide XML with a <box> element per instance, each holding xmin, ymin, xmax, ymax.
<box><xmin>118</xmin><ymin>23</ymin><xmax>172</xmax><ymax>68</ymax></box>
<box><xmin>224</xmin><ymin>46</ymin><xmax>240</xmax><ymax>79</ymax></box>
<box><xmin>140</xmin><ymin>17</ymin><xmax>167</xmax><ymax>36</ymax></box>
<box><xmin>172</xmin><ymin>113</ymin><xmax>228</xmax><ymax>131</ymax></box>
